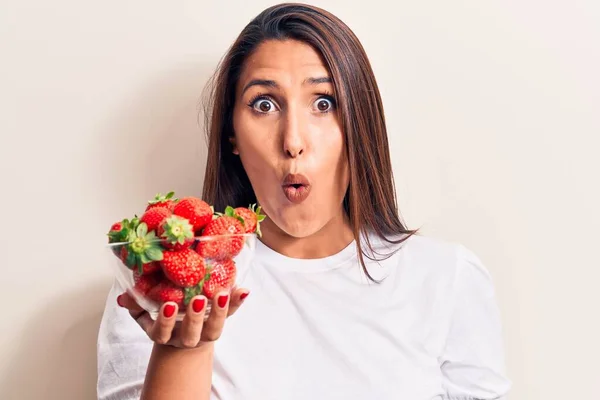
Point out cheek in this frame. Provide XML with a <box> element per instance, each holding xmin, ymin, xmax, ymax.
<box><xmin>232</xmin><ymin>108</ymin><xmax>279</xmax><ymax>189</ymax></box>
<box><xmin>313</xmin><ymin>122</ymin><xmax>349</xmax><ymax>188</ymax></box>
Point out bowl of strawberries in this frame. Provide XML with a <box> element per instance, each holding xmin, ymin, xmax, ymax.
<box><xmin>106</xmin><ymin>192</ymin><xmax>265</xmax><ymax>320</ymax></box>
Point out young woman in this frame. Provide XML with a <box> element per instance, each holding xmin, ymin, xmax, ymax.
<box><xmin>97</xmin><ymin>4</ymin><xmax>511</xmax><ymax>399</ymax></box>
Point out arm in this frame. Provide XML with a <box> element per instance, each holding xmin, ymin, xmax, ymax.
<box><xmin>440</xmin><ymin>245</ymin><xmax>512</xmax><ymax>399</ymax></box>
<box><xmin>141</xmin><ymin>344</ymin><xmax>214</xmax><ymax>400</ymax></box>
<box><xmin>97</xmin><ymin>279</ymin><xmax>248</xmax><ymax>400</ymax></box>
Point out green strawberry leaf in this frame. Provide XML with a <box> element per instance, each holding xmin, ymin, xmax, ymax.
<box><xmin>196</xmin><ymin>268</ymin><xmax>210</xmax><ymax>284</ymax></box>
<box><xmin>165</xmin><ymin>191</ymin><xmax>175</xmax><ymax>200</ymax></box>
<box><xmin>183</xmin><ymin>288</ymin><xmax>194</xmax><ymax>305</ymax></box>
<box><xmin>125</xmin><ymin>250</ymin><xmax>136</xmax><ymax>269</ymax></box>
<box><xmin>140</xmin><ymin>253</ymin><xmax>151</xmax><ymax>264</ymax></box>
<box><xmin>130</xmin><ymin>216</ymin><xmax>140</xmax><ymax>230</ymax></box>
<box><xmin>224</xmin><ymin>206</ymin><xmax>235</xmax><ymax>217</ymax></box>
<box><xmin>126</xmin><ymin>229</ymin><xmax>136</xmax><ymax>243</ymax></box>
<box><xmin>184</xmin><ymin>284</ymin><xmax>203</xmax><ymax>305</ymax></box>
<box><xmin>256</xmin><ymin>206</ymin><xmax>266</xmax><ymax>220</ymax></box>
<box><xmin>137</xmin><ymin>262</ymin><xmax>143</xmax><ymax>275</ymax></box>
<box><xmin>145</xmin><ymin>231</ymin><xmax>157</xmax><ymax>243</ymax></box>
<box><xmin>145</xmin><ymin>247</ymin><xmax>163</xmax><ymax>261</ymax></box>
<box><xmin>137</xmin><ymin>222</ymin><xmax>148</xmax><ymax>238</ymax></box>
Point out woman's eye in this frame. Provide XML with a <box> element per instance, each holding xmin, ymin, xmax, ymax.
<box><xmin>313</xmin><ymin>97</ymin><xmax>335</xmax><ymax>112</ymax></box>
<box><xmin>253</xmin><ymin>99</ymin><xmax>277</xmax><ymax>113</ymax></box>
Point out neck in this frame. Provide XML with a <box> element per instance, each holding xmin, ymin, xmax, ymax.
<box><xmin>259</xmin><ymin>211</ymin><xmax>354</xmax><ymax>259</ymax></box>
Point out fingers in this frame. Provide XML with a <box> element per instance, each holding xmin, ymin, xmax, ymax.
<box><xmin>117</xmin><ymin>287</ymin><xmax>250</xmax><ymax>348</ymax></box>
<box><xmin>117</xmin><ymin>292</ymin><xmax>143</xmax><ymax>314</ymax></box>
<box><xmin>227</xmin><ymin>288</ymin><xmax>250</xmax><ymax>317</ymax></box>
<box><xmin>180</xmin><ymin>296</ymin><xmax>207</xmax><ymax>348</ymax></box>
<box><xmin>202</xmin><ymin>292</ymin><xmax>230</xmax><ymax>342</ymax></box>
<box><xmin>118</xmin><ymin>292</ymin><xmax>155</xmax><ymax>332</ymax></box>
<box><xmin>149</xmin><ymin>302</ymin><xmax>178</xmax><ymax>344</ymax></box>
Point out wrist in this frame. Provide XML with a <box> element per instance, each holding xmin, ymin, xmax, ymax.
<box><xmin>155</xmin><ymin>341</ymin><xmax>215</xmax><ymax>355</ymax></box>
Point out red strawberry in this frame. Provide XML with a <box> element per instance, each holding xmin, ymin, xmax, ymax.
<box><xmin>142</xmin><ymin>262</ymin><xmax>160</xmax><ymax>274</ymax></box>
<box><xmin>160</xmin><ymin>249</ymin><xmax>206</xmax><ymax>287</ymax></box>
<box><xmin>146</xmin><ymin>191</ymin><xmax>178</xmax><ymax>212</ymax></box>
<box><xmin>133</xmin><ymin>270</ymin><xmax>161</xmax><ymax>295</ymax></box>
<box><xmin>119</xmin><ymin>246</ymin><xmax>128</xmax><ymax>263</ymax></box>
<box><xmin>107</xmin><ymin>219</ymin><xmax>133</xmax><ymax>257</ymax></box>
<box><xmin>234</xmin><ymin>204</ymin><xmax>266</xmax><ymax>236</ymax></box>
<box><xmin>140</xmin><ymin>207</ymin><xmax>171</xmax><ymax>233</ymax></box>
<box><xmin>110</xmin><ymin>222</ymin><xmax>122</xmax><ymax>234</ymax></box>
<box><xmin>173</xmin><ymin>197</ymin><xmax>213</xmax><ymax>232</ymax></box>
<box><xmin>202</xmin><ymin>259</ymin><xmax>237</xmax><ymax>299</ymax></box>
<box><xmin>158</xmin><ymin>215</ymin><xmax>195</xmax><ymax>251</ymax></box>
<box><xmin>148</xmin><ymin>280</ymin><xmax>184</xmax><ymax>306</ymax></box>
<box><xmin>196</xmin><ymin>213</ymin><xmax>245</xmax><ymax>260</ymax></box>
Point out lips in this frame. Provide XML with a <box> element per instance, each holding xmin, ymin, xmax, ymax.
<box><xmin>282</xmin><ymin>173</ymin><xmax>311</xmax><ymax>204</ymax></box>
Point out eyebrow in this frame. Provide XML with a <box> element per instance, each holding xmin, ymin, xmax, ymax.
<box><xmin>241</xmin><ymin>76</ymin><xmax>332</xmax><ymax>96</ymax></box>
<box><xmin>241</xmin><ymin>79</ymin><xmax>278</xmax><ymax>96</ymax></box>
<box><xmin>304</xmin><ymin>76</ymin><xmax>332</xmax><ymax>85</ymax></box>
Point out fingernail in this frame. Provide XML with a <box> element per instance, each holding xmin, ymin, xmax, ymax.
<box><xmin>240</xmin><ymin>292</ymin><xmax>249</xmax><ymax>301</ymax></box>
<box><xmin>192</xmin><ymin>297</ymin><xmax>206</xmax><ymax>313</ymax></box>
<box><xmin>117</xmin><ymin>295</ymin><xmax>123</xmax><ymax>307</ymax></box>
<box><xmin>163</xmin><ymin>304</ymin><xmax>176</xmax><ymax>318</ymax></box>
<box><xmin>217</xmin><ymin>294</ymin><xmax>229</xmax><ymax>308</ymax></box>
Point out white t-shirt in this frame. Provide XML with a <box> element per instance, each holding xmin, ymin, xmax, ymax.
<box><xmin>97</xmin><ymin>233</ymin><xmax>511</xmax><ymax>399</ymax></box>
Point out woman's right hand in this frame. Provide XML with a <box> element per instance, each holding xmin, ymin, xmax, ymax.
<box><xmin>117</xmin><ymin>289</ymin><xmax>249</xmax><ymax>348</ymax></box>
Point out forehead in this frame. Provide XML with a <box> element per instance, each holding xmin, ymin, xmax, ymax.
<box><xmin>238</xmin><ymin>39</ymin><xmax>330</xmax><ymax>86</ymax></box>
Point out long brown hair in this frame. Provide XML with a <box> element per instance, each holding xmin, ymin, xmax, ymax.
<box><xmin>202</xmin><ymin>3</ymin><xmax>419</xmax><ymax>281</ymax></box>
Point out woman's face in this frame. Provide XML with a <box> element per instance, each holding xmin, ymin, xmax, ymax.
<box><xmin>232</xmin><ymin>39</ymin><xmax>349</xmax><ymax>238</ymax></box>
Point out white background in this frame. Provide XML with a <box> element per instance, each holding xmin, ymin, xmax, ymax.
<box><xmin>1</xmin><ymin>1</ymin><xmax>598</xmax><ymax>399</ymax></box>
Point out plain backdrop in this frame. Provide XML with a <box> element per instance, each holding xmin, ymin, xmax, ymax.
<box><xmin>1</xmin><ymin>0</ymin><xmax>598</xmax><ymax>399</ymax></box>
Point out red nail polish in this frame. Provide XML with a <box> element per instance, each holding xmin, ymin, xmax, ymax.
<box><xmin>240</xmin><ymin>292</ymin><xmax>249</xmax><ymax>300</ymax></box>
<box><xmin>117</xmin><ymin>295</ymin><xmax>123</xmax><ymax>307</ymax></box>
<box><xmin>192</xmin><ymin>298</ymin><xmax>205</xmax><ymax>313</ymax></box>
<box><xmin>217</xmin><ymin>294</ymin><xmax>229</xmax><ymax>308</ymax></box>
<box><xmin>163</xmin><ymin>304</ymin><xmax>176</xmax><ymax>318</ymax></box>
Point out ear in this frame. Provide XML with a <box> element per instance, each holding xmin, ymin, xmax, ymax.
<box><xmin>229</xmin><ymin>137</ymin><xmax>239</xmax><ymax>155</ymax></box>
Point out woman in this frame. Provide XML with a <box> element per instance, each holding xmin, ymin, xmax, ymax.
<box><xmin>97</xmin><ymin>3</ymin><xmax>511</xmax><ymax>399</ymax></box>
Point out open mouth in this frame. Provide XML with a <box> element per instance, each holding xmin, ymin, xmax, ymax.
<box><xmin>282</xmin><ymin>174</ymin><xmax>311</xmax><ymax>204</ymax></box>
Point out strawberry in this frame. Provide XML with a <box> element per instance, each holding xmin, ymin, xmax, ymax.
<box><xmin>158</xmin><ymin>215</ymin><xmax>195</xmax><ymax>251</ymax></box>
<box><xmin>146</xmin><ymin>191</ymin><xmax>178</xmax><ymax>212</ymax></box>
<box><xmin>196</xmin><ymin>211</ymin><xmax>245</xmax><ymax>260</ymax></box>
<box><xmin>122</xmin><ymin>222</ymin><xmax>164</xmax><ymax>275</ymax></box>
<box><xmin>173</xmin><ymin>197</ymin><xmax>213</xmax><ymax>232</ymax></box>
<box><xmin>133</xmin><ymin>270</ymin><xmax>161</xmax><ymax>295</ymax></box>
<box><xmin>202</xmin><ymin>259</ymin><xmax>237</xmax><ymax>299</ymax></box>
<box><xmin>148</xmin><ymin>280</ymin><xmax>184</xmax><ymax>306</ymax></box>
<box><xmin>107</xmin><ymin>218</ymin><xmax>136</xmax><ymax>258</ymax></box>
<box><xmin>160</xmin><ymin>248</ymin><xmax>206</xmax><ymax>287</ymax></box>
<box><xmin>140</xmin><ymin>207</ymin><xmax>171</xmax><ymax>233</ymax></box>
<box><xmin>108</xmin><ymin>222</ymin><xmax>124</xmax><ymax>240</ymax></box>
<box><xmin>234</xmin><ymin>204</ymin><xmax>266</xmax><ymax>237</ymax></box>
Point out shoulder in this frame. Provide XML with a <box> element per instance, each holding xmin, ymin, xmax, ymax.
<box><xmin>403</xmin><ymin>234</ymin><xmax>492</xmax><ymax>278</ymax></box>
<box><xmin>364</xmin><ymin>232</ymin><xmax>495</xmax><ymax>292</ymax></box>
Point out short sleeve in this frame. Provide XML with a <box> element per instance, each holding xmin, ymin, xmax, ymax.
<box><xmin>97</xmin><ymin>279</ymin><xmax>153</xmax><ymax>400</ymax></box>
<box><xmin>440</xmin><ymin>245</ymin><xmax>512</xmax><ymax>400</ymax></box>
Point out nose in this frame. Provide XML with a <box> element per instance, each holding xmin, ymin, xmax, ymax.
<box><xmin>282</xmin><ymin>108</ymin><xmax>306</xmax><ymax>158</ymax></box>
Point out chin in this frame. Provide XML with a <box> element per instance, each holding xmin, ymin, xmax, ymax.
<box><xmin>278</xmin><ymin>219</ymin><xmax>323</xmax><ymax>238</ymax></box>
<box><xmin>268</xmin><ymin>210</ymin><xmax>326</xmax><ymax>238</ymax></box>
